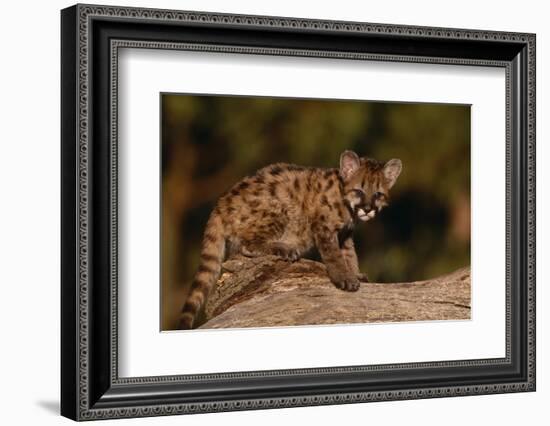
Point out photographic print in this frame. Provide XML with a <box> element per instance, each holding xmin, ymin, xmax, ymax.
<box><xmin>62</xmin><ymin>5</ymin><xmax>535</xmax><ymax>419</ymax></box>
<box><xmin>161</xmin><ymin>94</ymin><xmax>471</xmax><ymax>331</ymax></box>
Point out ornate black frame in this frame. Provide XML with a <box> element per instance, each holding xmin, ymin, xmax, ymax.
<box><xmin>61</xmin><ymin>3</ymin><xmax>536</xmax><ymax>421</ymax></box>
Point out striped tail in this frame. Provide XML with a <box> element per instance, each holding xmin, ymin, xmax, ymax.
<box><xmin>180</xmin><ymin>211</ymin><xmax>225</xmax><ymax>329</ymax></box>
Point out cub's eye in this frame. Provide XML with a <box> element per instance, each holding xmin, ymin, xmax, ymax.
<box><xmin>374</xmin><ymin>192</ymin><xmax>384</xmax><ymax>199</ymax></box>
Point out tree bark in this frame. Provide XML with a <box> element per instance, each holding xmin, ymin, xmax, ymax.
<box><xmin>200</xmin><ymin>255</ymin><xmax>470</xmax><ymax>329</ymax></box>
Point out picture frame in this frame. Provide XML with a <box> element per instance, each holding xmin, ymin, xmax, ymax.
<box><xmin>61</xmin><ymin>3</ymin><xmax>536</xmax><ymax>421</ymax></box>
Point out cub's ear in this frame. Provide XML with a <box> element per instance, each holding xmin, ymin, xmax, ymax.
<box><xmin>383</xmin><ymin>159</ymin><xmax>402</xmax><ymax>189</ymax></box>
<box><xmin>339</xmin><ymin>150</ymin><xmax>361</xmax><ymax>181</ymax></box>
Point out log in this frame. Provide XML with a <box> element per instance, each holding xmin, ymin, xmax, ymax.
<box><xmin>200</xmin><ymin>255</ymin><xmax>470</xmax><ymax>329</ymax></box>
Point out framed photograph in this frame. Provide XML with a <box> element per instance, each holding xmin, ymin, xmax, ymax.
<box><xmin>61</xmin><ymin>4</ymin><xmax>536</xmax><ymax>421</ymax></box>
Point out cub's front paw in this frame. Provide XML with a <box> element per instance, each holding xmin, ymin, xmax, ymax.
<box><xmin>357</xmin><ymin>273</ymin><xmax>369</xmax><ymax>283</ymax></box>
<box><xmin>331</xmin><ymin>273</ymin><xmax>360</xmax><ymax>292</ymax></box>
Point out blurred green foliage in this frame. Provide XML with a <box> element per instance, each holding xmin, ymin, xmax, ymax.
<box><xmin>161</xmin><ymin>94</ymin><xmax>470</xmax><ymax>330</ymax></box>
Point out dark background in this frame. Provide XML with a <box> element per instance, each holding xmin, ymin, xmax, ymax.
<box><xmin>161</xmin><ymin>94</ymin><xmax>470</xmax><ymax>330</ymax></box>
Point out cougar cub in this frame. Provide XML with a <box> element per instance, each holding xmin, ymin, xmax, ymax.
<box><xmin>180</xmin><ymin>150</ymin><xmax>402</xmax><ymax>329</ymax></box>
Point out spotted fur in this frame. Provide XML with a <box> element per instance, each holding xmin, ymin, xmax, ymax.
<box><xmin>180</xmin><ymin>150</ymin><xmax>402</xmax><ymax>329</ymax></box>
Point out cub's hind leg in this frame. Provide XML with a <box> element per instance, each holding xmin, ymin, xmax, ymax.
<box><xmin>240</xmin><ymin>240</ymin><xmax>300</xmax><ymax>262</ymax></box>
<box><xmin>266</xmin><ymin>241</ymin><xmax>300</xmax><ymax>262</ymax></box>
